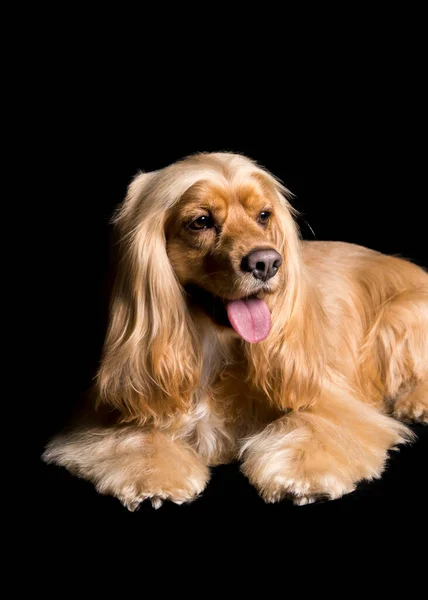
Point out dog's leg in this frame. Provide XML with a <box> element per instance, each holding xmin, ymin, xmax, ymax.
<box><xmin>393</xmin><ymin>379</ymin><xmax>428</xmax><ymax>424</ymax></box>
<box><xmin>239</xmin><ymin>385</ymin><xmax>412</xmax><ymax>505</ymax></box>
<box><xmin>360</xmin><ymin>289</ymin><xmax>428</xmax><ymax>423</ymax></box>
<box><xmin>42</xmin><ymin>426</ymin><xmax>210</xmax><ymax>511</ymax></box>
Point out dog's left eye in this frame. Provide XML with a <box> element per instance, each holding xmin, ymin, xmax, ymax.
<box><xmin>258</xmin><ymin>211</ymin><xmax>271</xmax><ymax>224</ymax></box>
<box><xmin>188</xmin><ymin>215</ymin><xmax>214</xmax><ymax>231</ymax></box>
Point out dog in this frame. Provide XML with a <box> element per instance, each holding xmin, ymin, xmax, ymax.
<box><xmin>43</xmin><ymin>152</ymin><xmax>428</xmax><ymax>510</ymax></box>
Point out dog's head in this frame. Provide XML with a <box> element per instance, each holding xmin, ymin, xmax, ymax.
<box><xmin>98</xmin><ymin>153</ymin><xmax>303</xmax><ymax>421</ymax></box>
<box><xmin>166</xmin><ymin>162</ymin><xmax>290</xmax><ymax>342</ymax></box>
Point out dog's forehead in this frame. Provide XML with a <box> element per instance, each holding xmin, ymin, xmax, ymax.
<box><xmin>178</xmin><ymin>177</ymin><xmax>270</xmax><ymax>214</ymax></box>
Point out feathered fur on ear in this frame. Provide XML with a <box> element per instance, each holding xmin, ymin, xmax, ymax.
<box><xmin>95</xmin><ymin>170</ymin><xmax>202</xmax><ymax>425</ymax></box>
<box><xmin>244</xmin><ymin>172</ymin><xmax>327</xmax><ymax>411</ymax></box>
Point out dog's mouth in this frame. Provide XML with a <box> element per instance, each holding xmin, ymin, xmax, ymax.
<box><xmin>185</xmin><ymin>284</ymin><xmax>272</xmax><ymax>343</ymax></box>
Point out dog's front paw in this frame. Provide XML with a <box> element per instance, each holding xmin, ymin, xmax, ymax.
<box><xmin>111</xmin><ymin>442</ymin><xmax>209</xmax><ymax>511</ymax></box>
<box><xmin>242</xmin><ymin>449</ymin><xmax>358</xmax><ymax>505</ymax></box>
<box><xmin>44</xmin><ymin>427</ymin><xmax>210</xmax><ymax>512</ymax></box>
<box><xmin>249</xmin><ymin>471</ymin><xmax>356</xmax><ymax>505</ymax></box>
<box><xmin>117</xmin><ymin>469</ymin><xmax>208</xmax><ymax>512</ymax></box>
<box><xmin>240</xmin><ymin>406</ymin><xmax>410</xmax><ymax>505</ymax></box>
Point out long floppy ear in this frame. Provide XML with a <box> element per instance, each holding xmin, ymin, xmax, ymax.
<box><xmin>245</xmin><ymin>167</ymin><xmax>326</xmax><ymax>411</ymax></box>
<box><xmin>95</xmin><ymin>170</ymin><xmax>201</xmax><ymax>424</ymax></box>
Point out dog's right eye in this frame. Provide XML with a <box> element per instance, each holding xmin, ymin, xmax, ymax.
<box><xmin>188</xmin><ymin>215</ymin><xmax>214</xmax><ymax>231</ymax></box>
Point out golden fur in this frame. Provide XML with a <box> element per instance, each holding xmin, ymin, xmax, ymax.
<box><xmin>43</xmin><ymin>152</ymin><xmax>428</xmax><ymax>509</ymax></box>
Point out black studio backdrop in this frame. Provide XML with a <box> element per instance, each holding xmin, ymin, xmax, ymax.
<box><xmin>33</xmin><ymin>97</ymin><xmax>427</xmax><ymax>542</ymax></box>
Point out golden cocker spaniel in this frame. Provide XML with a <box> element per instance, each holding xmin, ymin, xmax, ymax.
<box><xmin>43</xmin><ymin>152</ymin><xmax>428</xmax><ymax>510</ymax></box>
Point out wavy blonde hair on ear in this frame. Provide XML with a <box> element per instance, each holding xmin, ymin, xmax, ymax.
<box><xmin>96</xmin><ymin>159</ymin><xmax>231</xmax><ymax>424</ymax></box>
<box><xmin>244</xmin><ymin>174</ymin><xmax>327</xmax><ymax>412</ymax></box>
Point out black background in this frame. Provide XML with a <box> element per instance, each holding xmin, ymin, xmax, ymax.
<box><xmin>29</xmin><ymin>48</ymin><xmax>427</xmax><ymax>556</ymax></box>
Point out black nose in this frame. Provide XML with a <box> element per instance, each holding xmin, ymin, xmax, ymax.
<box><xmin>241</xmin><ymin>248</ymin><xmax>283</xmax><ymax>281</ymax></box>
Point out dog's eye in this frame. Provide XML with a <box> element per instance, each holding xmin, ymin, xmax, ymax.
<box><xmin>188</xmin><ymin>215</ymin><xmax>214</xmax><ymax>231</ymax></box>
<box><xmin>258</xmin><ymin>211</ymin><xmax>271</xmax><ymax>224</ymax></box>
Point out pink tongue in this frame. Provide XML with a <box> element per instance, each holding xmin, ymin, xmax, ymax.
<box><xmin>226</xmin><ymin>298</ymin><xmax>271</xmax><ymax>343</ymax></box>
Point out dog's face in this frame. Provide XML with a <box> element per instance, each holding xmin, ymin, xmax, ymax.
<box><xmin>166</xmin><ymin>174</ymin><xmax>287</xmax><ymax>341</ymax></box>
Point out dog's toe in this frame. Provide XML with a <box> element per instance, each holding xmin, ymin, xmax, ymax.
<box><xmin>293</xmin><ymin>496</ymin><xmax>316</xmax><ymax>506</ymax></box>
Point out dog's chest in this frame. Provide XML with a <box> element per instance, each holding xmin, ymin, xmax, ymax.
<box><xmin>207</xmin><ymin>357</ymin><xmax>280</xmax><ymax>429</ymax></box>
<box><xmin>199</xmin><ymin>326</ymin><xmax>281</xmax><ymax>425</ymax></box>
